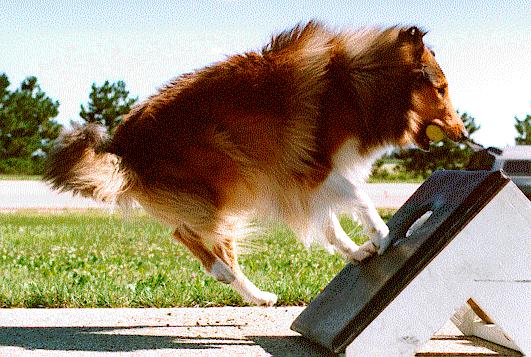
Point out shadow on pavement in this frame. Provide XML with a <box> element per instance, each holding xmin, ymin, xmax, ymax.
<box><xmin>0</xmin><ymin>326</ymin><xmax>222</xmax><ymax>351</ymax></box>
<box><xmin>0</xmin><ymin>326</ymin><xmax>335</xmax><ymax>355</ymax></box>
<box><xmin>248</xmin><ymin>335</ymin><xmax>337</xmax><ymax>356</ymax></box>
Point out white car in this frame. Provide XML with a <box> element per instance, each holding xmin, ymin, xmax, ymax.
<box><xmin>468</xmin><ymin>145</ymin><xmax>531</xmax><ymax>199</ymax></box>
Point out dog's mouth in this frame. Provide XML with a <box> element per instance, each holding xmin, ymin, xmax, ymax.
<box><xmin>413</xmin><ymin>126</ymin><xmax>432</xmax><ymax>151</ymax></box>
<box><xmin>414</xmin><ymin>120</ymin><xmax>467</xmax><ymax>152</ymax></box>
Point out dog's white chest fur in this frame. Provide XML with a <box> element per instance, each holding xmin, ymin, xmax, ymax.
<box><xmin>331</xmin><ymin>139</ymin><xmax>386</xmax><ymax>183</ymax></box>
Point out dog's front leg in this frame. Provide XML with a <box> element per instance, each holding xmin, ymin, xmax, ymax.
<box><xmin>319</xmin><ymin>172</ymin><xmax>391</xmax><ymax>255</ymax></box>
<box><xmin>325</xmin><ymin>211</ymin><xmax>378</xmax><ymax>262</ymax></box>
<box><xmin>348</xmin><ymin>184</ymin><xmax>391</xmax><ymax>255</ymax></box>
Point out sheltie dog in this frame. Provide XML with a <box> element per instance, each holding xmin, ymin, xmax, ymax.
<box><xmin>45</xmin><ymin>21</ymin><xmax>466</xmax><ymax>305</ymax></box>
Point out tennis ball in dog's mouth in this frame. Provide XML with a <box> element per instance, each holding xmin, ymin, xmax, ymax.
<box><xmin>426</xmin><ymin>124</ymin><xmax>446</xmax><ymax>142</ymax></box>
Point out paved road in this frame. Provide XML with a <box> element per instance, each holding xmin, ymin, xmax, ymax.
<box><xmin>0</xmin><ymin>180</ymin><xmax>420</xmax><ymax>210</ymax></box>
<box><xmin>0</xmin><ymin>180</ymin><xmax>106</xmax><ymax>210</ymax></box>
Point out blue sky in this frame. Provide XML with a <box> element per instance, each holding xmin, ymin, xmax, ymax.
<box><xmin>1</xmin><ymin>0</ymin><xmax>529</xmax><ymax>147</ymax></box>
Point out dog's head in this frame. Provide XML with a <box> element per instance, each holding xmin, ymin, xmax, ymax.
<box><xmin>400</xmin><ymin>27</ymin><xmax>467</xmax><ymax>150</ymax></box>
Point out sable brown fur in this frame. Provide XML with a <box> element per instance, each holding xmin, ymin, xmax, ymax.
<box><xmin>45</xmin><ymin>21</ymin><xmax>464</xmax><ymax>305</ymax></box>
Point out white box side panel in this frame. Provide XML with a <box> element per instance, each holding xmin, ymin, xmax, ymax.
<box><xmin>346</xmin><ymin>183</ymin><xmax>530</xmax><ymax>356</ymax></box>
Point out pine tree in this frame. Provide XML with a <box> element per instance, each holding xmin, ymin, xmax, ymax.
<box><xmin>79</xmin><ymin>80</ymin><xmax>138</xmax><ymax>133</ymax></box>
<box><xmin>0</xmin><ymin>74</ymin><xmax>61</xmax><ymax>174</ymax></box>
<box><xmin>514</xmin><ymin>114</ymin><xmax>530</xmax><ymax>145</ymax></box>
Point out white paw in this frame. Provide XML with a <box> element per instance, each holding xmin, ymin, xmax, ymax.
<box><xmin>366</xmin><ymin>222</ymin><xmax>391</xmax><ymax>255</ymax></box>
<box><xmin>245</xmin><ymin>291</ymin><xmax>278</xmax><ymax>306</ymax></box>
<box><xmin>377</xmin><ymin>233</ymin><xmax>393</xmax><ymax>255</ymax></box>
<box><xmin>347</xmin><ymin>241</ymin><xmax>378</xmax><ymax>262</ymax></box>
<box><xmin>230</xmin><ymin>277</ymin><xmax>278</xmax><ymax>306</ymax></box>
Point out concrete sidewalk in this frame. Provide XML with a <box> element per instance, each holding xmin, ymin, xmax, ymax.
<box><xmin>0</xmin><ymin>307</ymin><xmax>522</xmax><ymax>356</ymax></box>
<box><xmin>0</xmin><ymin>307</ymin><xmax>327</xmax><ymax>357</ymax></box>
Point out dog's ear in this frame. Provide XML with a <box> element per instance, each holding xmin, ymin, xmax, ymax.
<box><xmin>399</xmin><ymin>26</ymin><xmax>426</xmax><ymax>60</ymax></box>
<box><xmin>404</xmin><ymin>27</ymin><xmax>423</xmax><ymax>40</ymax></box>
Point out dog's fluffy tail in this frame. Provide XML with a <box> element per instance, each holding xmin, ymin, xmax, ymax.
<box><xmin>44</xmin><ymin>123</ymin><xmax>133</xmax><ymax>206</ymax></box>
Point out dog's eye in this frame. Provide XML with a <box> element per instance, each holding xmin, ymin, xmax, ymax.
<box><xmin>436</xmin><ymin>87</ymin><xmax>446</xmax><ymax>96</ymax></box>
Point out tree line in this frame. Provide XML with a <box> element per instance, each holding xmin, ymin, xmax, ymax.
<box><xmin>0</xmin><ymin>72</ymin><xmax>529</xmax><ymax>177</ymax></box>
<box><xmin>0</xmin><ymin>74</ymin><xmax>137</xmax><ymax>175</ymax></box>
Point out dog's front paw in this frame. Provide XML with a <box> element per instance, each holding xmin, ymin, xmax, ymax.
<box><xmin>346</xmin><ymin>241</ymin><xmax>378</xmax><ymax>262</ymax></box>
<box><xmin>367</xmin><ymin>223</ymin><xmax>391</xmax><ymax>255</ymax></box>
<box><xmin>377</xmin><ymin>234</ymin><xmax>392</xmax><ymax>255</ymax></box>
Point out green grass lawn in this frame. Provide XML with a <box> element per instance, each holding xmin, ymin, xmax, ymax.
<box><xmin>0</xmin><ymin>174</ymin><xmax>42</xmax><ymax>181</ymax></box>
<box><xmin>0</xmin><ymin>210</ymin><xmax>394</xmax><ymax>308</ymax></box>
<box><xmin>367</xmin><ymin>175</ymin><xmax>425</xmax><ymax>183</ymax></box>
<box><xmin>0</xmin><ymin>173</ymin><xmax>426</xmax><ymax>183</ymax></box>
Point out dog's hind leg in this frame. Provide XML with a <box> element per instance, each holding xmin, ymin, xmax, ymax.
<box><xmin>173</xmin><ymin>227</ymin><xmax>277</xmax><ymax>306</ymax></box>
<box><xmin>213</xmin><ymin>239</ymin><xmax>278</xmax><ymax>306</ymax></box>
<box><xmin>173</xmin><ymin>226</ymin><xmax>236</xmax><ymax>284</ymax></box>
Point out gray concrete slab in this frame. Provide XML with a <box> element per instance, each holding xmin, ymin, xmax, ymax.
<box><xmin>0</xmin><ymin>307</ymin><xmax>331</xmax><ymax>357</ymax></box>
